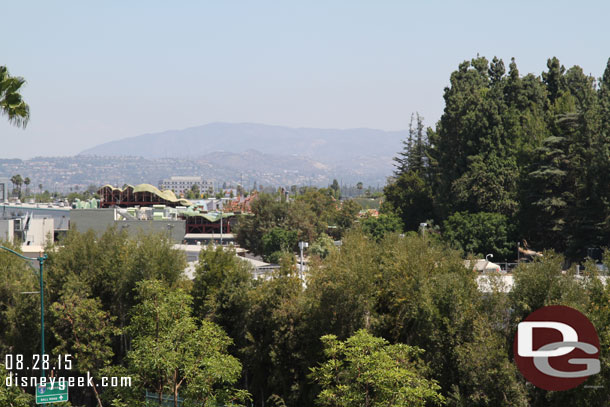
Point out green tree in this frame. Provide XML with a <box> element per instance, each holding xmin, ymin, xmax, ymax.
<box><xmin>10</xmin><ymin>174</ymin><xmax>23</xmax><ymax>198</ymax></box>
<box><xmin>262</xmin><ymin>227</ymin><xmax>298</xmax><ymax>261</ymax></box>
<box><xmin>310</xmin><ymin>329</ymin><xmax>444</xmax><ymax>407</ymax></box>
<box><xmin>520</xmin><ymin>63</ymin><xmax>606</xmax><ymax>258</ymax></box>
<box><xmin>308</xmin><ymin>233</ymin><xmax>336</xmax><ymax>259</ymax></box>
<box><xmin>597</xmin><ymin>59</ymin><xmax>610</xmax><ymax>242</ymax></box>
<box><xmin>191</xmin><ymin>244</ymin><xmax>254</xmax><ymax>353</ymax></box>
<box><xmin>394</xmin><ymin>113</ymin><xmax>427</xmax><ymax>176</ymax></box>
<box><xmin>509</xmin><ymin>253</ymin><xmax>586</xmax><ymax>323</ymax></box>
<box><xmin>427</xmin><ymin>56</ymin><xmax>550</xmax><ymax>220</ymax></box>
<box><xmin>236</xmin><ymin>190</ymin><xmax>343</xmax><ymax>256</ymax></box>
<box><xmin>305</xmin><ymin>230</ymin><xmax>379</xmax><ymax>339</ymax></box>
<box><xmin>45</xmin><ymin>227</ymin><xmax>187</xmax><ymax>361</ymax></box>
<box><xmin>520</xmin><ymin>133</ymin><xmax>570</xmax><ymax>251</ymax></box>
<box><xmin>127</xmin><ymin>280</ymin><xmax>249</xmax><ymax>407</ymax></box>
<box><xmin>235</xmin><ymin>193</ymin><xmax>289</xmax><ymax>255</ymax></box>
<box><xmin>442</xmin><ymin>211</ymin><xmax>514</xmax><ymax>259</ymax></box>
<box><xmin>0</xmin><ymin>66</ymin><xmax>30</xmax><ymax>128</ymax></box>
<box><xmin>427</xmin><ymin>57</ymin><xmax>492</xmax><ymax>216</ymax></box>
<box><xmin>0</xmin><ymin>364</ymin><xmax>33</xmax><ymax>406</ymax></box>
<box><xmin>23</xmin><ymin>177</ymin><xmax>31</xmax><ymax>196</ymax></box>
<box><xmin>361</xmin><ymin>213</ymin><xmax>402</xmax><ymax>241</ymax></box>
<box><xmin>451</xmin><ymin>153</ymin><xmax>518</xmax><ymax>216</ymax></box>
<box><xmin>542</xmin><ymin>57</ymin><xmax>566</xmax><ymax>104</ymax></box>
<box><xmin>600</xmin><ymin>58</ymin><xmax>610</xmax><ymax>135</ymax></box>
<box><xmin>507</xmin><ymin>254</ymin><xmax>600</xmax><ymax>407</ymax></box>
<box><xmin>186</xmin><ymin>184</ymin><xmax>201</xmax><ymax>200</ymax></box>
<box><xmin>331</xmin><ymin>199</ymin><xmax>361</xmax><ymax>237</ymax></box>
<box><xmin>374</xmin><ymin>234</ymin><xmax>527</xmax><ymax>406</ymax></box>
<box><xmin>330</xmin><ymin>179</ymin><xmax>340</xmax><ymax>199</ymax></box>
<box><xmin>383</xmin><ymin>171</ymin><xmax>434</xmax><ymax>231</ymax></box>
<box><xmin>0</xmin><ymin>242</ymin><xmax>40</xmax><ymax>358</ymax></box>
<box><xmin>51</xmin><ymin>290</ymin><xmax>118</xmax><ymax>407</ymax></box>
<box><xmin>242</xmin><ymin>271</ymin><xmax>307</xmax><ymax>405</ymax></box>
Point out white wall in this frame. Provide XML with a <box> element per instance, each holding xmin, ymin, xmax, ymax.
<box><xmin>22</xmin><ymin>218</ymin><xmax>54</xmax><ymax>246</ymax></box>
<box><xmin>0</xmin><ymin>219</ymin><xmax>14</xmax><ymax>243</ymax></box>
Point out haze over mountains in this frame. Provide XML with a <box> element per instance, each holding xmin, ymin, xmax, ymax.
<box><xmin>81</xmin><ymin>122</ymin><xmax>406</xmax><ymax>160</ymax></box>
<box><xmin>78</xmin><ymin>122</ymin><xmax>408</xmax><ymax>185</ymax></box>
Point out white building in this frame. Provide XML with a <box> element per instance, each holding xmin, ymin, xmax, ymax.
<box><xmin>0</xmin><ymin>217</ymin><xmax>54</xmax><ymax>247</ymax></box>
<box><xmin>158</xmin><ymin>176</ymin><xmax>214</xmax><ymax>196</ymax></box>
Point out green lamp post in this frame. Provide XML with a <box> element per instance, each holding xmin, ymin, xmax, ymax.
<box><xmin>0</xmin><ymin>246</ymin><xmax>47</xmax><ymax>378</ymax></box>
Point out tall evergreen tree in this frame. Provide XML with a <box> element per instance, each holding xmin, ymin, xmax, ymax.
<box><xmin>410</xmin><ymin>113</ymin><xmax>427</xmax><ymax>174</ymax></box>
<box><xmin>597</xmin><ymin>58</ymin><xmax>610</xmax><ymax>240</ymax></box>
<box><xmin>393</xmin><ymin>114</ymin><xmax>414</xmax><ymax>176</ymax></box>
<box><xmin>542</xmin><ymin>57</ymin><xmax>566</xmax><ymax>104</ymax></box>
<box><xmin>600</xmin><ymin>58</ymin><xmax>610</xmax><ymax>134</ymax></box>
<box><xmin>393</xmin><ymin>113</ymin><xmax>427</xmax><ymax>176</ymax></box>
<box><xmin>520</xmin><ymin>132</ymin><xmax>570</xmax><ymax>251</ymax></box>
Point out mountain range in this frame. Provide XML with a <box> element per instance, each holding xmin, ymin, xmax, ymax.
<box><xmin>77</xmin><ymin>122</ymin><xmax>407</xmax><ymax>186</ymax></box>
<box><xmin>80</xmin><ymin>122</ymin><xmax>407</xmax><ymax>160</ymax></box>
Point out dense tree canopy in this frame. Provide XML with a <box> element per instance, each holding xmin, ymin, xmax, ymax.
<box><xmin>2</xmin><ymin>226</ymin><xmax>610</xmax><ymax>406</ymax></box>
<box><xmin>235</xmin><ymin>189</ymin><xmax>361</xmax><ymax>256</ymax></box>
<box><xmin>385</xmin><ymin>56</ymin><xmax>610</xmax><ymax>261</ymax></box>
<box><xmin>310</xmin><ymin>329</ymin><xmax>444</xmax><ymax>407</ymax></box>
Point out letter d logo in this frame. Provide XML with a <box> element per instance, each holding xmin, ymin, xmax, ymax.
<box><xmin>518</xmin><ymin>321</ymin><xmax>577</xmax><ymax>357</ymax></box>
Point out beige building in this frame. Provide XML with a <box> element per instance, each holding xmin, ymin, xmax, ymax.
<box><xmin>158</xmin><ymin>176</ymin><xmax>214</xmax><ymax>196</ymax></box>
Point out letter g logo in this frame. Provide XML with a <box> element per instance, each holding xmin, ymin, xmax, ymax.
<box><xmin>513</xmin><ymin>306</ymin><xmax>600</xmax><ymax>391</ymax></box>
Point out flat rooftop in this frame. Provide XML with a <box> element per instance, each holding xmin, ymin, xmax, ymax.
<box><xmin>1</xmin><ymin>202</ymin><xmax>71</xmax><ymax>212</ymax></box>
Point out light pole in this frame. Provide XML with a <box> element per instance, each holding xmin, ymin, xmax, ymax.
<box><xmin>0</xmin><ymin>246</ymin><xmax>47</xmax><ymax>378</ymax></box>
<box><xmin>298</xmin><ymin>241</ymin><xmax>308</xmax><ymax>278</ymax></box>
<box><xmin>219</xmin><ymin>207</ymin><xmax>223</xmax><ymax>246</ymax></box>
<box><xmin>419</xmin><ymin>223</ymin><xmax>428</xmax><ymax>239</ymax></box>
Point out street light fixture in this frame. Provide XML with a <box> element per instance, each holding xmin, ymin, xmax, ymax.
<box><xmin>419</xmin><ymin>223</ymin><xmax>428</xmax><ymax>239</ymax></box>
<box><xmin>298</xmin><ymin>241</ymin><xmax>308</xmax><ymax>277</ymax></box>
<box><xmin>0</xmin><ymin>246</ymin><xmax>47</xmax><ymax>378</ymax></box>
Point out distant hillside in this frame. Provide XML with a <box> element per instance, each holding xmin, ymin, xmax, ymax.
<box><xmin>72</xmin><ymin>123</ymin><xmax>409</xmax><ymax>186</ymax></box>
<box><xmin>79</xmin><ymin>122</ymin><xmax>407</xmax><ymax>165</ymax></box>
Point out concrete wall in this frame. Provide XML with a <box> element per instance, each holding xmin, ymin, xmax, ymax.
<box><xmin>23</xmin><ymin>218</ymin><xmax>54</xmax><ymax>246</ymax></box>
<box><xmin>0</xmin><ymin>204</ymin><xmax>70</xmax><ymax>230</ymax></box>
<box><xmin>0</xmin><ymin>178</ymin><xmax>8</xmax><ymax>202</ymax></box>
<box><xmin>70</xmin><ymin>208</ymin><xmax>186</xmax><ymax>243</ymax></box>
<box><xmin>0</xmin><ymin>219</ymin><xmax>14</xmax><ymax>243</ymax></box>
<box><xmin>69</xmin><ymin>208</ymin><xmax>115</xmax><ymax>232</ymax></box>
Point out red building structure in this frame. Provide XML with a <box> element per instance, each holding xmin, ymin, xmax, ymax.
<box><xmin>98</xmin><ymin>184</ymin><xmax>191</xmax><ymax>208</ymax></box>
<box><xmin>183</xmin><ymin>211</ymin><xmax>234</xmax><ymax>234</ymax></box>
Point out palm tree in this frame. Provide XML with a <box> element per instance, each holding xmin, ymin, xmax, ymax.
<box><xmin>0</xmin><ymin>66</ymin><xmax>30</xmax><ymax>128</ymax></box>
<box><xmin>356</xmin><ymin>181</ymin><xmax>363</xmax><ymax>196</ymax></box>
<box><xmin>10</xmin><ymin>174</ymin><xmax>23</xmax><ymax>198</ymax></box>
<box><xmin>24</xmin><ymin>177</ymin><xmax>31</xmax><ymax>196</ymax></box>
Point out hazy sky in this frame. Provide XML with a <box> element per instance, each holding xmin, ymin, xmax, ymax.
<box><xmin>2</xmin><ymin>1</ymin><xmax>610</xmax><ymax>158</ymax></box>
